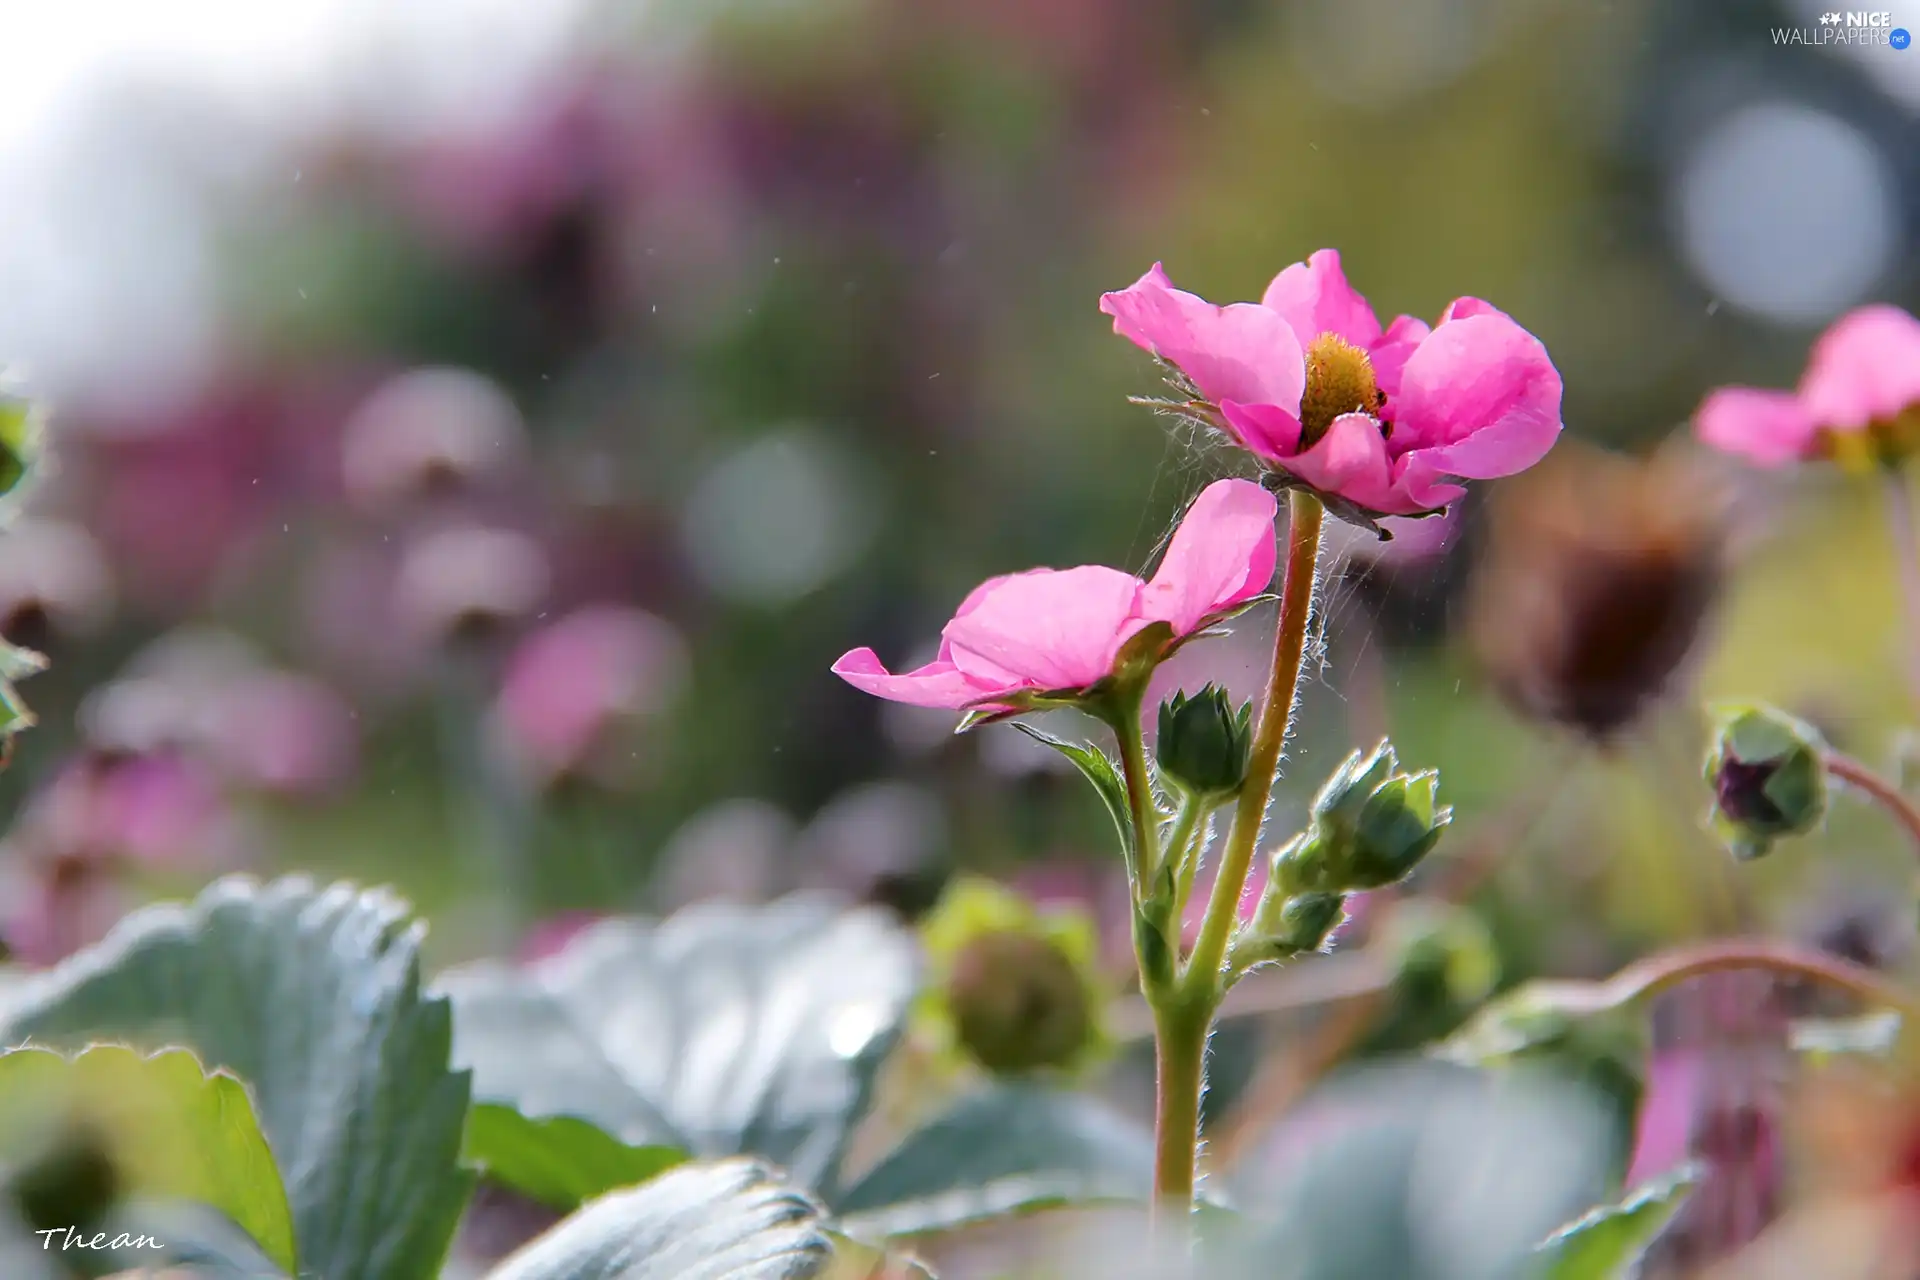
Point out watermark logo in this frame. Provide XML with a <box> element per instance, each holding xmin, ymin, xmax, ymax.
<box><xmin>34</xmin><ymin>1225</ymin><xmax>164</xmax><ymax>1252</ymax></box>
<box><xmin>1775</xmin><ymin>9</ymin><xmax>1909</xmax><ymax>43</ymax></box>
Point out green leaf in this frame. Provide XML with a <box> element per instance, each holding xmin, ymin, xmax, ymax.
<box><xmin>833</xmin><ymin>1083</ymin><xmax>1156</xmax><ymax>1240</ymax></box>
<box><xmin>465</xmin><ymin>1104</ymin><xmax>687</xmax><ymax>1211</ymax></box>
<box><xmin>1532</xmin><ymin>1165</ymin><xmax>1699</xmax><ymax>1279</ymax></box>
<box><xmin>485</xmin><ymin>1158</ymin><xmax>832</xmax><ymax>1280</ymax></box>
<box><xmin>94</xmin><ymin>1198</ymin><xmax>294</xmax><ymax>1276</ymax></box>
<box><xmin>1224</xmin><ymin>1061</ymin><xmax>1619</xmax><ymax>1280</ymax></box>
<box><xmin>0</xmin><ymin>1046</ymin><xmax>295</xmax><ymax>1273</ymax></box>
<box><xmin>0</xmin><ymin>388</ymin><xmax>42</xmax><ymax>509</ymax></box>
<box><xmin>438</xmin><ymin>897</ymin><xmax>918</xmax><ymax>1201</ymax></box>
<box><xmin>1011</xmin><ymin>723</ymin><xmax>1133</xmax><ymax>864</ymax></box>
<box><xmin>1</xmin><ymin>876</ymin><xmax>475</xmax><ymax>1280</ymax></box>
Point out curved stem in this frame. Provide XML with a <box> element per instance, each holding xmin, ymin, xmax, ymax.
<box><xmin>1143</xmin><ymin>490</ymin><xmax>1323</xmax><ymax>1234</ymax></box>
<box><xmin>1826</xmin><ymin>750</ymin><xmax>1920</xmax><ymax>858</ymax></box>
<box><xmin>1186</xmin><ymin>491</ymin><xmax>1324</xmax><ymax>995</ymax></box>
<box><xmin>1597</xmin><ymin>936</ymin><xmax>1920</xmax><ymax>1021</ymax></box>
<box><xmin>1882</xmin><ymin>469</ymin><xmax>1920</xmax><ymax>705</ymax></box>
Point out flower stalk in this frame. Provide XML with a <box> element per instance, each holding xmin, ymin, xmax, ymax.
<box><xmin>1144</xmin><ymin>489</ymin><xmax>1325</xmax><ymax>1230</ymax></box>
<box><xmin>1825</xmin><ymin>749</ymin><xmax>1920</xmax><ymax>859</ymax></box>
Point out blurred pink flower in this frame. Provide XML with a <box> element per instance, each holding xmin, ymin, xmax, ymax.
<box><xmin>82</xmin><ymin>631</ymin><xmax>357</xmax><ymax>798</ymax></box>
<box><xmin>19</xmin><ymin>750</ymin><xmax>244</xmax><ymax>871</ymax></box>
<box><xmin>341</xmin><ymin>368</ymin><xmax>528</xmax><ymax>513</ymax></box>
<box><xmin>1</xmin><ymin>862</ymin><xmax>125</xmax><ymax>968</ymax></box>
<box><xmin>516</xmin><ymin>911</ymin><xmax>602</xmax><ymax>962</ymax></box>
<box><xmin>490</xmin><ymin>605</ymin><xmax>689</xmax><ymax>787</ymax></box>
<box><xmin>1696</xmin><ymin>304</ymin><xmax>1920</xmax><ymax>467</ymax></box>
<box><xmin>393</xmin><ymin>524</ymin><xmax>550</xmax><ymax>648</ymax></box>
<box><xmin>1101</xmin><ymin>251</ymin><xmax>1562</xmax><ymax>517</ymax></box>
<box><xmin>1627</xmin><ymin>973</ymin><xmax>1787</xmax><ymax>1272</ymax></box>
<box><xmin>0</xmin><ymin>520</ymin><xmax>115</xmax><ymax>647</ymax></box>
<box><xmin>833</xmin><ymin>478</ymin><xmax>1277</xmax><ymax>709</ymax></box>
<box><xmin>205</xmin><ymin>672</ymin><xmax>357</xmax><ymax>796</ymax></box>
<box><xmin>1</xmin><ymin>747</ymin><xmax>252</xmax><ymax>965</ymax></box>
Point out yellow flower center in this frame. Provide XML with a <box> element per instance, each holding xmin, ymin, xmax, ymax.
<box><xmin>1299</xmin><ymin>332</ymin><xmax>1384</xmax><ymax>448</ymax></box>
<box><xmin>1817</xmin><ymin>407</ymin><xmax>1920</xmax><ymax>473</ymax></box>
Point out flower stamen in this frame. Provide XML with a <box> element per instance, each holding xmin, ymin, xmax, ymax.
<box><xmin>1299</xmin><ymin>332</ymin><xmax>1384</xmax><ymax>448</ymax></box>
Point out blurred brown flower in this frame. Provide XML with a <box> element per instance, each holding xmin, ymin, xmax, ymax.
<box><xmin>1467</xmin><ymin>438</ymin><xmax>1728</xmax><ymax>742</ymax></box>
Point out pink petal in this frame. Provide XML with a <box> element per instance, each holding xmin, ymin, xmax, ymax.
<box><xmin>1259</xmin><ymin>249</ymin><xmax>1383</xmax><ymax>349</ymax></box>
<box><xmin>1390</xmin><ymin>313</ymin><xmax>1563</xmax><ymax>500</ymax></box>
<box><xmin>1101</xmin><ymin>264</ymin><xmax>1307</xmax><ymax>410</ymax></box>
<box><xmin>1217</xmin><ymin>400</ymin><xmax>1304</xmax><ymax>464</ymax></box>
<box><xmin>832</xmin><ymin>649</ymin><xmax>998</xmax><ymax>708</ymax></box>
<box><xmin>1694</xmin><ymin>387</ymin><xmax>1819</xmax><ymax>467</ymax></box>
<box><xmin>1435</xmin><ymin>296</ymin><xmax>1509</xmax><ymax>324</ymax></box>
<box><xmin>944</xmin><ymin>565</ymin><xmax>1147</xmax><ymax>692</ymax></box>
<box><xmin>1625</xmin><ymin>1051</ymin><xmax>1702</xmax><ymax>1186</ymax></box>
<box><xmin>1139</xmin><ymin>479</ymin><xmax>1278</xmax><ymax>634</ymax></box>
<box><xmin>1277</xmin><ymin>413</ymin><xmax>1417</xmax><ymax>514</ymax></box>
<box><xmin>1369</xmin><ymin>314</ymin><xmax>1431</xmax><ymax>403</ymax></box>
<box><xmin>1798</xmin><ymin>303</ymin><xmax>1920</xmax><ymax>430</ymax></box>
<box><xmin>936</xmin><ymin>570</ymin><xmax>1030</xmax><ymax>663</ymax></box>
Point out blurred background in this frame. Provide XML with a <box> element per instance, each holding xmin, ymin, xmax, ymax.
<box><xmin>2</xmin><ymin>0</ymin><xmax>1919</xmax><ymax>1000</ymax></box>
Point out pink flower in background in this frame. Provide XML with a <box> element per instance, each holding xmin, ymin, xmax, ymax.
<box><xmin>341</xmin><ymin>368</ymin><xmax>529</xmax><ymax>512</ymax></box>
<box><xmin>81</xmin><ymin>631</ymin><xmax>358</xmax><ymax>799</ymax></box>
<box><xmin>834</xmin><ymin>477</ymin><xmax>1276</xmax><ymax>709</ymax></box>
<box><xmin>1696</xmin><ymin>304</ymin><xmax>1920</xmax><ymax>467</ymax></box>
<box><xmin>1626</xmin><ymin>973</ymin><xmax>1787</xmax><ymax>1272</ymax></box>
<box><xmin>1101</xmin><ymin>250</ymin><xmax>1562</xmax><ymax>517</ymax></box>
<box><xmin>205</xmin><ymin>673</ymin><xmax>358</xmax><ymax>797</ymax></box>
<box><xmin>491</xmin><ymin>605</ymin><xmax>690</xmax><ymax>787</ymax></box>
<box><xmin>15</xmin><ymin>750</ymin><xmax>244</xmax><ymax>871</ymax></box>
<box><xmin>517</xmin><ymin>911</ymin><xmax>603</xmax><ymax>962</ymax></box>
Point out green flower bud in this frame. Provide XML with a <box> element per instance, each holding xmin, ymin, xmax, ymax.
<box><xmin>1379</xmin><ymin>901</ymin><xmax>1500</xmax><ymax>1008</ymax></box>
<box><xmin>1155</xmin><ymin>685</ymin><xmax>1252</xmax><ymax>799</ymax></box>
<box><xmin>947</xmin><ymin>929</ymin><xmax>1096</xmax><ymax>1075</ymax></box>
<box><xmin>1703</xmin><ymin>703</ymin><xmax>1827</xmax><ymax>861</ymax></box>
<box><xmin>1230</xmin><ymin>880</ymin><xmax>1349</xmax><ymax>975</ymax></box>
<box><xmin>1273</xmin><ymin>740</ymin><xmax>1452</xmax><ymax>894</ymax></box>
<box><xmin>916</xmin><ymin>876</ymin><xmax>1109</xmax><ymax>1079</ymax></box>
<box><xmin>1248</xmin><ymin>887</ymin><xmax>1348</xmax><ymax>956</ymax></box>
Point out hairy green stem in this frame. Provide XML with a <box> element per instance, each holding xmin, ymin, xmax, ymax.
<box><xmin>1149</xmin><ymin>996</ymin><xmax>1209</xmax><ymax>1231</ymax></box>
<box><xmin>1186</xmin><ymin>491</ymin><xmax>1324</xmax><ymax>996</ymax></box>
<box><xmin>1114</xmin><ymin>696</ymin><xmax>1163</xmax><ymax>889</ymax></box>
<box><xmin>1163</xmin><ymin>795</ymin><xmax>1208</xmax><ymax>914</ymax></box>
<box><xmin>1144</xmin><ymin>489</ymin><xmax>1324</xmax><ymax>1232</ymax></box>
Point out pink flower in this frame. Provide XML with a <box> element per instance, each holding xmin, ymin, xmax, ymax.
<box><xmin>833</xmin><ymin>478</ymin><xmax>1276</xmax><ymax>710</ymax></box>
<box><xmin>1696</xmin><ymin>304</ymin><xmax>1920</xmax><ymax>468</ymax></box>
<box><xmin>490</xmin><ymin>606</ymin><xmax>689</xmax><ymax>787</ymax></box>
<box><xmin>1100</xmin><ymin>250</ymin><xmax>1563</xmax><ymax>518</ymax></box>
